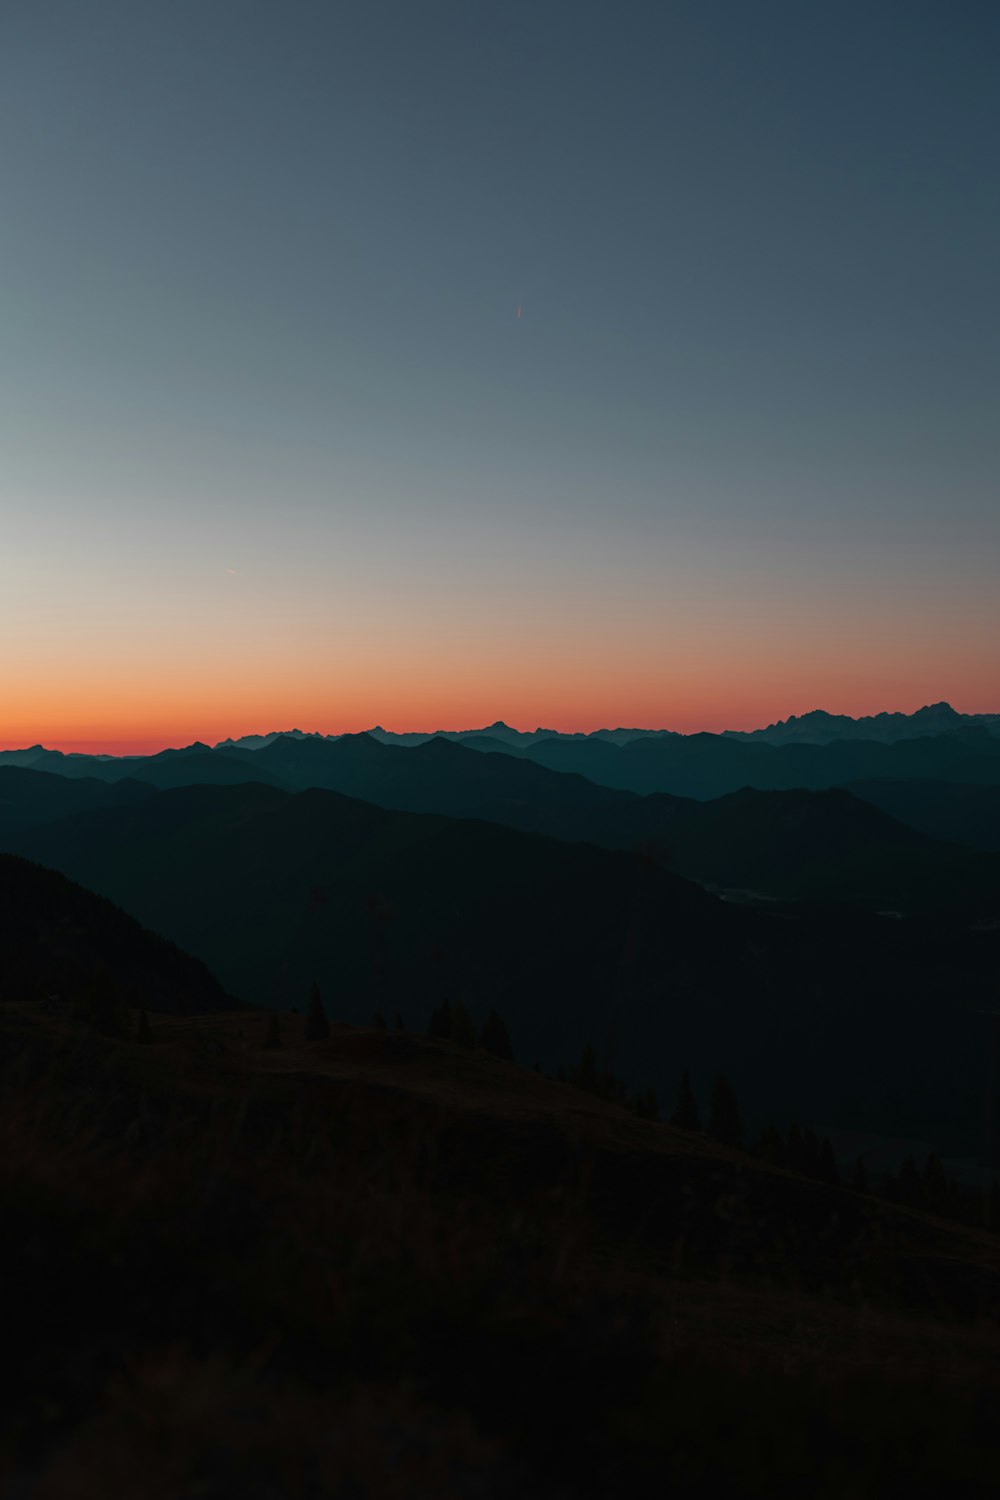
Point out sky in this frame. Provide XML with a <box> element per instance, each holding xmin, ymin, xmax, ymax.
<box><xmin>2</xmin><ymin>0</ymin><xmax>998</xmax><ymax>752</ymax></box>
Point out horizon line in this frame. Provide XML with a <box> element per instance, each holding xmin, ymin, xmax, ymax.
<box><xmin>4</xmin><ymin>699</ymin><xmax>998</xmax><ymax>759</ymax></box>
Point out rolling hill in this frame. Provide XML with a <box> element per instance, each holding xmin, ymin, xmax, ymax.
<box><xmin>5</xmin><ymin>1001</ymin><xmax>998</xmax><ymax>1497</ymax></box>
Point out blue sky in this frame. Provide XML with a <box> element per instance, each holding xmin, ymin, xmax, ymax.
<box><xmin>2</xmin><ymin>1</ymin><xmax>998</xmax><ymax>747</ymax></box>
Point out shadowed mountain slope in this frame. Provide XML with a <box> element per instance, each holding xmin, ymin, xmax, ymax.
<box><xmin>846</xmin><ymin>779</ymin><xmax>1000</xmax><ymax>855</ymax></box>
<box><xmin>3</xmin><ymin>754</ymin><xmax>997</xmax><ymax>920</ymax></box>
<box><xmin>653</xmin><ymin>787</ymin><xmax>1000</xmax><ymax>916</ymax></box>
<box><xmin>0</xmin><ymin>766</ymin><xmax>154</xmax><ymax>843</ymax></box>
<box><xmin>222</xmin><ymin>731</ymin><xmax>697</xmax><ymax>845</ymax></box>
<box><xmin>514</xmin><ymin>727</ymin><xmax>1000</xmax><ymax>798</ymax></box>
<box><xmin>0</xmin><ymin>854</ymin><xmax>233</xmax><ymax>1014</ymax></box>
<box><xmin>22</xmin><ymin>745</ymin><xmax>291</xmax><ymax>791</ymax></box>
<box><xmin>11</xmin><ymin>783</ymin><xmax>999</xmax><ymax>1155</ymax></box>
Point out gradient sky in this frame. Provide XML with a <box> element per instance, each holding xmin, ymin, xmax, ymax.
<box><xmin>2</xmin><ymin>0</ymin><xmax>998</xmax><ymax>752</ymax></box>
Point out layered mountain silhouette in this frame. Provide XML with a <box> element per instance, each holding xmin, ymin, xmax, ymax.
<box><xmin>219</xmin><ymin>732</ymin><xmax>695</xmax><ymax>844</ymax></box>
<box><xmin>4</xmin><ymin>745</ymin><xmax>289</xmax><ymax>791</ymax></box>
<box><xmin>3</xmin><ymin>749</ymin><xmax>998</xmax><ymax>919</ymax></box>
<box><xmin>508</xmin><ymin>724</ymin><xmax>1000</xmax><ymax>797</ymax></box>
<box><xmin>845</xmin><ymin>778</ymin><xmax>1000</xmax><ymax>854</ymax></box>
<box><xmin>0</xmin><ymin>766</ymin><xmax>153</xmax><ymax>843</ymax></box>
<box><xmin>203</xmin><ymin>701</ymin><xmax>998</xmax><ymax>752</ymax></box>
<box><xmin>723</xmin><ymin>701</ymin><xmax>1000</xmax><ymax>746</ymax></box>
<box><xmin>8</xmin><ymin>779</ymin><xmax>997</xmax><ymax>1154</ymax></box>
<box><xmin>649</xmin><ymin>786</ymin><xmax>1000</xmax><ymax>916</ymax></box>
<box><xmin>5</xmin><ymin>706</ymin><xmax>1000</xmax><ymax>803</ymax></box>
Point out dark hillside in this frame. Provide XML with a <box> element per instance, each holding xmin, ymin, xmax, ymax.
<box><xmin>0</xmin><ymin>766</ymin><xmax>154</xmax><ymax>843</ymax></box>
<box><xmin>226</xmin><ymin>731</ymin><xmax>697</xmax><ymax>844</ymax></box>
<box><xmin>0</xmin><ymin>855</ymin><xmax>233</xmax><ymax>1015</ymax></box>
<box><xmin>653</xmin><ymin>786</ymin><xmax>1000</xmax><ymax>915</ymax></box>
<box><xmin>847</xmin><ymin>779</ymin><xmax>1000</xmax><ymax>853</ymax></box>
<box><xmin>2</xmin><ymin>1002</ymin><xmax>998</xmax><ymax>1497</ymax></box>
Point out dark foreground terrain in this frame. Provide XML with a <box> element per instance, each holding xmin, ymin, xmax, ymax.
<box><xmin>3</xmin><ymin>1000</ymin><xmax>999</xmax><ymax>1498</ymax></box>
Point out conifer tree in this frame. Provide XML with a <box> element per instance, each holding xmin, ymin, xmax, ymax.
<box><xmin>85</xmin><ymin>964</ymin><xmax>130</xmax><ymax>1038</ymax></box>
<box><xmin>816</xmin><ymin>1137</ymin><xmax>840</xmax><ymax>1186</ymax></box>
<box><xmin>785</xmin><ymin>1124</ymin><xmax>806</xmax><ymax>1172</ymax></box>
<box><xmin>669</xmin><ymin>1069</ymin><xmax>700</xmax><ymax>1130</ymax></box>
<box><xmin>852</xmin><ymin>1156</ymin><xmax>869</xmax><ymax>1194</ymax></box>
<box><xmin>394</xmin><ymin>1011</ymin><xmax>406</xmax><ymax>1031</ymax></box>
<box><xmin>923</xmin><ymin>1151</ymin><xmax>948</xmax><ymax>1211</ymax></box>
<box><xmin>305</xmin><ymin>982</ymin><xmax>330</xmax><ymax>1041</ymax></box>
<box><xmin>708</xmin><ymin>1075</ymin><xmax>743</xmax><ymax>1148</ymax></box>
<box><xmin>427</xmin><ymin>999</ymin><xmax>454</xmax><ymax>1039</ymax></box>
<box><xmin>986</xmin><ymin>1177</ymin><xmax>1000</xmax><ymax>1232</ymax></box>
<box><xmin>451</xmin><ymin>999</ymin><xmax>476</xmax><ymax>1049</ymax></box>
<box><xmin>634</xmin><ymin>1086</ymin><xmax>658</xmax><ymax>1121</ymax></box>
<box><xmin>373</xmin><ymin>1010</ymin><xmax>388</xmax><ymax>1031</ymax></box>
<box><xmin>802</xmin><ymin>1126</ymin><xmax>821</xmax><ymax>1177</ymax></box>
<box><xmin>480</xmin><ymin>1010</ymin><xmax>513</xmax><ymax>1061</ymax></box>
<box><xmin>263</xmin><ymin>1010</ymin><xmax>282</xmax><ymax>1050</ymax></box>
<box><xmin>756</xmin><ymin>1126</ymin><xmax>785</xmax><ymax>1166</ymax></box>
<box><xmin>572</xmin><ymin>1042</ymin><xmax>599</xmax><ymax>1095</ymax></box>
<box><xmin>899</xmin><ymin>1154</ymin><xmax>922</xmax><ymax>1207</ymax></box>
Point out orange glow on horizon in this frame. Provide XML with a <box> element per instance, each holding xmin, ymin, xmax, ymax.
<box><xmin>5</xmin><ymin>686</ymin><xmax>996</xmax><ymax>758</ymax></box>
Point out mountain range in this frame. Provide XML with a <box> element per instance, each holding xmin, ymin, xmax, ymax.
<box><xmin>5</xmin><ymin>773</ymin><xmax>997</xmax><ymax>1155</ymax></box>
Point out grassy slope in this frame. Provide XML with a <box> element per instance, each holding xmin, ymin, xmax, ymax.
<box><xmin>3</xmin><ymin>1001</ymin><xmax>999</xmax><ymax>1498</ymax></box>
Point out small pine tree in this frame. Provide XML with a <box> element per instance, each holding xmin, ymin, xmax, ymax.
<box><xmin>816</xmin><ymin>1137</ymin><xmax>840</xmax><ymax>1186</ymax></box>
<box><xmin>756</xmin><ymin>1126</ymin><xmax>785</xmax><ymax>1166</ymax></box>
<box><xmin>305</xmin><ymin>983</ymin><xmax>330</xmax><ymax>1042</ymax></box>
<box><xmin>84</xmin><ymin>965</ymin><xmax>131</xmax><ymax>1038</ymax></box>
<box><xmin>923</xmin><ymin>1151</ymin><xmax>948</xmax><ymax>1211</ymax></box>
<box><xmin>634</xmin><ymin>1086</ymin><xmax>659</xmax><ymax>1121</ymax></box>
<box><xmin>480</xmin><ymin>1010</ymin><xmax>513</xmax><ymax>1061</ymax></box>
<box><xmin>670</xmin><ymin>1069</ymin><xmax>700</xmax><ymax>1131</ymax></box>
<box><xmin>852</xmin><ymin>1156</ymin><xmax>869</xmax><ymax>1194</ymax></box>
<box><xmin>451</xmin><ymin>1000</ymin><xmax>476</xmax><ymax>1049</ymax></box>
<box><xmin>785</xmin><ymin>1124</ymin><xmax>806</xmax><ymax>1172</ymax></box>
<box><xmin>801</xmin><ymin>1127</ymin><xmax>821</xmax><ymax>1177</ymax></box>
<box><xmin>373</xmin><ymin>1010</ymin><xmax>388</xmax><ymax>1031</ymax></box>
<box><xmin>573</xmin><ymin>1043</ymin><xmax>599</xmax><ymax>1095</ymax></box>
<box><xmin>137</xmin><ymin>1008</ymin><xmax>152</xmax><ymax>1046</ymax></box>
<box><xmin>899</xmin><ymin>1155</ymin><xmax>922</xmax><ymax>1208</ymax></box>
<box><xmin>708</xmin><ymin>1075</ymin><xmax>743</xmax><ymax>1148</ymax></box>
<box><xmin>394</xmin><ymin>1011</ymin><xmax>405</xmax><ymax>1031</ymax></box>
<box><xmin>263</xmin><ymin>1010</ymin><xmax>282</xmax><ymax>1050</ymax></box>
<box><xmin>427</xmin><ymin>1000</ymin><xmax>454</xmax><ymax>1039</ymax></box>
<box><xmin>986</xmin><ymin>1177</ymin><xmax>1000</xmax><ymax>1232</ymax></box>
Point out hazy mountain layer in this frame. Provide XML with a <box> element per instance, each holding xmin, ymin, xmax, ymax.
<box><xmin>845</xmin><ymin>779</ymin><xmax>1000</xmax><ymax>854</ymax></box>
<box><xmin>722</xmin><ymin>702</ymin><xmax>1000</xmax><ymax>746</ymax></box>
<box><xmin>4</xmin><ymin>751</ymin><xmax>998</xmax><ymax>920</ymax></box>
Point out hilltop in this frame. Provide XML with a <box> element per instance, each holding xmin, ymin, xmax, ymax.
<box><xmin>3</xmin><ymin>998</ymin><xmax>999</xmax><ymax>1497</ymax></box>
